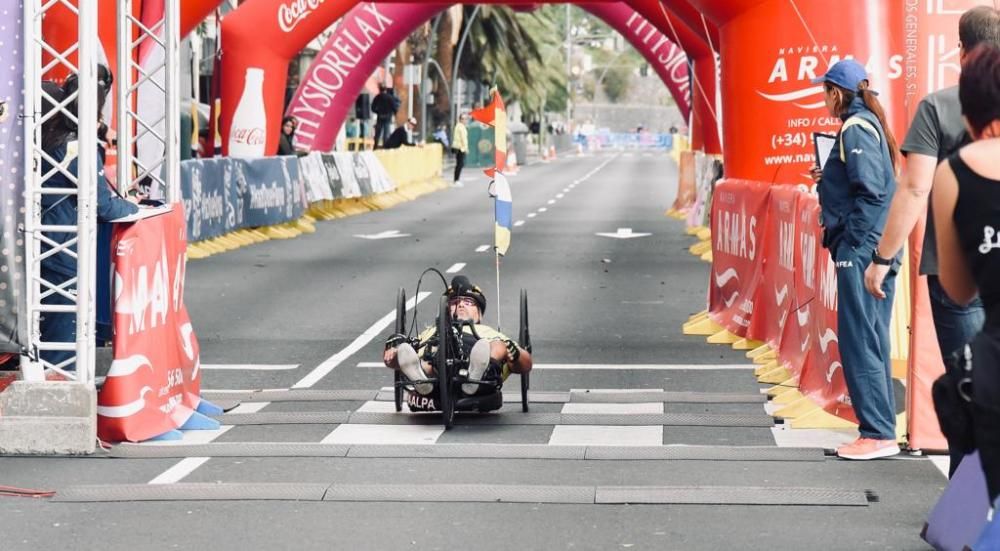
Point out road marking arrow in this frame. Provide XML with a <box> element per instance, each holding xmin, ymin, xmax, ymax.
<box><xmin>354</xmin><ymin>230</ymin><xmax>411</xmax><ymax>240</ymax></box>
<box><xmin>596</xmin><ymin>227</ymin><xmax>651</xmax><ymax>239</ymax></box>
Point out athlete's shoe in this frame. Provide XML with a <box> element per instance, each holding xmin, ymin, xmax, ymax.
<box><xmin>397</xmin><ymin>343</ymin><xmax>432</xmax><ymax>395</ymax></box>
<box><xmin>836</xmin><ymin>437</ymin><xmax>900</xmax><ymax>460</ymax></box>
<box><xmin>463</xmin><ymin>339</ymin><xmax>491</xmax><ymax>395</ymax></box>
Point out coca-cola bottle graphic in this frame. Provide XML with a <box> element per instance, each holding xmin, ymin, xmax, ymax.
<box><xmin>228</xmin><ymin>67</ymin><xmax>267</xmax><ymax>158</ymax></box>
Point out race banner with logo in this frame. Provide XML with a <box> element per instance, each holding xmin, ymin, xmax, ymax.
<box><xmin>334</xmin><ymin>152</ymin><xmax>363</xmax><ymax>198</ymax></box>
<box><xmin>795</xmin><ymin>195</ymin><xmax>856</xmax><ymax>422</ymax></box>
<box><xmin>360</xmin><ymin>151</ymin><xmax>394</xmax><ymax>194</ymax></box>
<box><xmin>707</xmin><ymin>179</ymin><xmax>771</xmax><ymax>337</ymax></box>
<box><xmin>237</xmin><ymin>157</ymin><xmax>299</xmax><ymax>227</ymax></box>
<box><xmin>98</xmin><ymin>206</ymin><xmax>202</xmax><ymax>442</ymax></box>
<box><xmin>280</xmin><ymin>155</ymin><xmax>309</xmax><ymax>215</ymax></box>
<box><xmin>747</xmin><ymin>185</ymin><xmax>800</xmax><ymax>349</ymax></box>
<box><xmin>777</xmin><ymin>193</ymin><xmax>822</xmax><ymax>379</ymax></box>
<box><xmin>299</xmin><ymin>152</ymin><xmax>334</xmax><ymax>202</ymax></box>
<box><xmin>321</xmin><ymin>153</ymin><xmax>345</xmax><ymax>199</ymax></box>
<box><xmin>350</xmin><ymin>153</ymin><xmax>374</xmax><ymax>197</ymax></box>
<box><xmin>180</xmin><ymin>158</ymin><xmax>230</xmax><ymax>242</ymax></box>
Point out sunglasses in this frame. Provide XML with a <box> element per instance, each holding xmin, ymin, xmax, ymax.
<box><xmin>449</xmin><ymin>297</ymin><xmax>477</xmax><ymax>308</ymax></box>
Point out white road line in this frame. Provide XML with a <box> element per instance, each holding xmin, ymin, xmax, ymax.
<box><xmin>556</xmin><ymin>193</ymin><xmax>564</xmax><ymax>198</ymax></box>
<box><xmin>322</xmin><ymin>423</ymin><xmax>443</xmax><ymax>445</ymax></box>
<box><xmin>562</xmin><ymin>188</ymin><xmax>570</xmax><ymax>192</ymax></box>
<box><xmin>294</xmin><ymin>292</ymin><xmax>433</xmax><ymax>389</ymax></box>
<box><xmin>475</xmin><ymin>245</ymin><xmax>490</xmax><ymax>252</ymax></box>
<box><xmin>549</xmin><ymin>425</ymin><xmax>661</xmax><ymax>446</ymax></box>
<box><xmin>355</xmin><ymin>362</ymin><xmax>753</xmax><ymax>370</ymax></box>
<box><xmin>200</xmin><ymin>388</ymin><xmax>287</xmax><ymax>393</ymax></box>
<box><xmin>561</xmin><ymin>403</ymin><xmax>663</xmax><ymax>414</ymax></box>
<box><xmin>547</xmin><ymin>199</ymin><xmax>556</xmax><ymax>205</ymax></box>
<box><xmin>148</xmin><ymin>402</ymin><xmax>267</xmax><ymax>484</ymax></box>
<box><xmin>446</xmin><ymin>263</ymin><xmax>466</xmax><ymax>273</ymax></box>
<box><xmin>200</xmin><ymin>364</ymin><xmax>299</xmax><ymax>371</ymax></box>
<box><xmin>514</xmin><ymin>220</ymin><xmax>525</xmax><ymax>227</ymax></box>
<box><xmin>527</xmin><ymin>213</ymin><xmax>537</xmax><ymax>218</ymax></box>
<box><xmin>538</xmin><ymin>207</ymin><xmax>547</xmax><ymax>213</ymax></box>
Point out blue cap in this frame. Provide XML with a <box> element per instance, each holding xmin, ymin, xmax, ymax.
<box><xmin>811</xmin><ymin>59</ymin><xmax>870</xmax><ymax>91</ymax></box>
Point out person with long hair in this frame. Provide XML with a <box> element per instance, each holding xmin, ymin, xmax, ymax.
<box><xmin>277</xmin><ymin>115</ymin><xmax>297</xmax><ymax>156</ymax></box>
<box><xmin>931</xmin><ymin>43</ymin><xmax>1000</xmax><ymax>518</ymax></box>
<box><xmin>39</xmin><ymin>68</ymin><xmax>140</xmax><ymax>370</ymax></box>
<box><xmin>810</xmin><ymin>59</ymin><xmax>901</xmax><ymax>460</ymax></box>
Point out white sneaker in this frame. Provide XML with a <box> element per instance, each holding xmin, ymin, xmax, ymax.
<box><xmin>453</xmin><ymin>180</ymin><xmax>464</xmax><ymax>188</ymax></box>
<box><xmin>397</xmin><ymin>343</ymin><xmax>432</xmax><ymax>395</ymax></box>
<box><xmin>463</xmin><ymin>339</ymin><xmax>491</xmax><ymax>395</ymax></box>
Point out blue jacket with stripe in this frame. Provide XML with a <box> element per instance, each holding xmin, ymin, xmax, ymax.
<box><xmin>817</xmin><ymin>97</ymin><xmax>896</xmax><ymax>252</ymax></box>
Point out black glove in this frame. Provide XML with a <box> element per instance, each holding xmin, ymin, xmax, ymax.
<box><xmin>384</xmin><ymin>333</ymin><xmax>407</xmax><ymax>352</ymax></box>
<box><xmin>504</xmin><ymin>339</ymin><xmax>520</xmax><ymax>363</ymax></box>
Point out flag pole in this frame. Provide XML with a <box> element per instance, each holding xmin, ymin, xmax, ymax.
<box><xmin>495</xmin><ymin>246</ymin><xmax>502</xmax><ymax>332</ymax></box>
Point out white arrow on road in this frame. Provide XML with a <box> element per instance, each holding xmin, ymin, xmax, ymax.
<box><xmin>354</xmin><ymin>230</ymin><xmax>411</xmax><ymax>240</ymax></box>
<box><xmin>595</xmin><ymin>227</ymin><xmax>651</xmax><ymax>239</ymax></box>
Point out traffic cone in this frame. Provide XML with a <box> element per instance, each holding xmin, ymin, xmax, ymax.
<box><xmin>549</xmin><ymin>145</ymin><xmax>557</xmax><ymax>160</ymax></box>
<box><xmin>506</xmin><ymin>150</ymin><xmax>520</xmax><ymax>175</ymax></box>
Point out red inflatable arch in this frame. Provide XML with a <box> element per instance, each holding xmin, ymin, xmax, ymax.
<box><xmin>287</xmin><ymin>2</ymin><xmax>695</xmax><ymax>153</ymax></box>
<box><xmin>219</xmin><ymin>0</ymin><xmax>724</xmax><ymax>158</ymax></box>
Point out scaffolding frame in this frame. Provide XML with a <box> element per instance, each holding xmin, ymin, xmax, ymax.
<box><xmin>20</xmin><ymin>0</ymin><xmax>180</xmax><ymax>386</ymax></box>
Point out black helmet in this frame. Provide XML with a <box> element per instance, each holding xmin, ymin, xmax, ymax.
<box><xmin>445</xmin><ymin>275</ymin><xmax>486</xmax><ymax>314</ymax></box>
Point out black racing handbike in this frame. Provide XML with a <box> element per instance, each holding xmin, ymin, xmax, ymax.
<box><xmin>390</xmin><ymin>282</ymin><xmax>531</xmax><ymax>430</ymax></box>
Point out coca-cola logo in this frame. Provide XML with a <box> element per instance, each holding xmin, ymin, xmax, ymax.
<box><xmin>232</xmin><ymin>127</ymin><xmax>265</xmax><ymax>145</ymax></box>
<box><xmin>278</xmin><ymin>0</ymin><xmax>325</xmax><ymax>33</ymax></box>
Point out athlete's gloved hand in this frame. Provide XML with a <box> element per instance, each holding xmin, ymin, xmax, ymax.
<box><xmin>504</xmin><ymin>339</ymin><xmax>520</xmax><ymax>363</ymax></box>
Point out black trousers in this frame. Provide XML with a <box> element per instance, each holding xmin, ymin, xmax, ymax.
<box><xmin>454</xmin><ymin>151</ymin><xmax>466</xmax><ymax>182</ymax></box>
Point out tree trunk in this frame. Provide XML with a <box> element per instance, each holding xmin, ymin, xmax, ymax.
<box><xmin>432</xmin><ymin>8</ymin><xmax>457</xmax><ymax>129</ymax></box>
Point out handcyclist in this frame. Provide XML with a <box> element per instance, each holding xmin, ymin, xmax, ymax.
<box><xmin>383</xmin><ymin>275</ymin><xmax>532</xmax><ymax>411</ymax></box>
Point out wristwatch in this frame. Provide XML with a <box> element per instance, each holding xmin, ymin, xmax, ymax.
<box><xmin>871</xmin><ymin>248</ymin><xmax>893</xmax><ymax>266</ymax></box>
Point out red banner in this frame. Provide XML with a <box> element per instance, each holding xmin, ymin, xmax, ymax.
<box><xmin>708</xmin><ymin>179</ymin><xmax>770</xmax><ymax>337</ymax></box>
<box><xmin>776</xmin><ymin>192</ymin><xmax>820</xmax><ymax>379</ymax></box>
<box><xmin>97</xmin><ymin>207</ymin><xmax>202</xmax><ymax>442</ymax></box>
<box><xmin>747</xmin><ymin>185</ymin><xmax>799</xmax><ymax>348</ymax></box>
<box><xmin>795</xmin><ymin>196</ymin><xmax>856</xmax><ymax>422</ymax></box>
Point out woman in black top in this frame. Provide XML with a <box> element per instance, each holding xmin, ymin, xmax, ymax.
<box><xmin>277</xmin><ymin>116</ymin><xmax>297</xmax><ymax>156</ymax></box>
<box><xmin>932</xmin><ymin>43</ymin><xmax>1000</xmax><ymax>510</ymax></box>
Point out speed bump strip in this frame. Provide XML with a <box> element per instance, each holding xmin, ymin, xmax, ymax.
<box><xmin>110</xmin><ymin>443</ymin><xmax>822</xmax><ymax>461</ymax></box>
<box><xmin>54</xmin><ymin>483</ymin><xmax>865</xmax><ymax>505</ymax></box>
<box><xmin>584</xmin><ymin>446</ymin><xmax>823</xmax><ymax>461</ymax></box>
<box><xmin>202</xmin><ymin>390</ymin><xmax>380</xmax><ymax>402</ymax></box>
<box><xmin>53</xmin><ymin>483</ymin><xmax>329</xmax><ymax>502</ymax></box>
<box><xmin>213</xmin><ymin>411</ymin><xmax>774</xmax><ymax>427</ymax></box>
<box><xmin>594</xmin><ymin>486</ymin><xmax>869</xmax><ymax>506</ymax></box>
<box><xmin>569</xmin><ymin>391</ymin><xmax>766</xmax><ymax>404</ymax></box>
<box><xmin>322</xmin><ymin>484</ymin><xmax>595</xmax><ymax>504</ymax></box>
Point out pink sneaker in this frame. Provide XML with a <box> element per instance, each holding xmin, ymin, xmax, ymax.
<box><xmin>837</xmin><ymin>437</ymin><xmax>900</xmax><ymax>460</ymax></box>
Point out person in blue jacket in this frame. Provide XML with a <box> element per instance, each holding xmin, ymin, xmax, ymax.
<box><xmin>810</xmin><ymin>59</ymin><xmax>901</xmax><ymax>460</ymax></box>
<box><xmin>39</xmin><ymin>69</ymin><xmax>140</xmax><ymax>371</ymax></box>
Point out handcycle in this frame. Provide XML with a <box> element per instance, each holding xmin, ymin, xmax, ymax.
<box><xmin>390</xmin><ymin>282</ymin><xmax>531</xmax><ymax>430</ymax></box>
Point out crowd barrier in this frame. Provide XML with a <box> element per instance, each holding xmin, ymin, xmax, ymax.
<box><xmin>681</xmin><ymin>178</ymin><xmax>919</xmax><ymax>439</ymax></box>
<box><xmin>577</xmin><ymin>132</ymin><xmax>675</xmax><ymax>151</ymax></box>
<box><xmin>180</xmin><ymin>144</ymin><xmax>447</xmax><ymax>259</ymax></box>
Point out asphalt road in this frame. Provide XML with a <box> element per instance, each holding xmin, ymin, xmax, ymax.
<box><xmin>0</xmin><ymin>151</ymin><xmax>943</xmax><ymax>550</ymax></box>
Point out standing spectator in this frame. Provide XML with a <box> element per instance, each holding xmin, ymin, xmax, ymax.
<box><xmin>863</xmin><ymin>6</ymin><xmax>1000</xmax><ymax>475</ymax></box>
<box><xmin>452</xmin><ymin>113</ymin><xmax>469</xmax><ymax>188</ymax></box>
<box><xmin>39</xmin><ymin>71</ymin><xmax>140</xmax><ymax>371</ymax></box>
<box><xmin>277</xmin><ymin>116</ymin><xmax>297</xmax><ymax>156</ymax></box>
<box><xmin>384</xmin><ymin>117</ymin><xmax>418</xmax><ymax>150</ymax></box>
<box><xmin>930</xmin><ymin>43</ymin><xmax>1000</xmax><ymax>514</ymax></box>
<box><xmin>809</xmin><ymin>59</ymin><xmax>901</xmax><ymax>460</ymax></box>
<box><xmin>371</xmin><ymin>86</ymin><xmax>398</xmax><ymax>149</ymax></box>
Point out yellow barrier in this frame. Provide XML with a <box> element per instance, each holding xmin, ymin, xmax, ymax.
<box><xmin>187</xmin><ymin>145</ymin><xmax>447</xmax><ymax>260</ymax></box>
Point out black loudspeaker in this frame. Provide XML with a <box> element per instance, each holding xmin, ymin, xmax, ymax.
<box><xmin>355</xmin><ymin>93</ymin><xmax>371</xmax><ymax>119</ymax></box>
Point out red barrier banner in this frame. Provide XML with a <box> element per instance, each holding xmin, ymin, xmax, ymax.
<box><xmin>747</xmin><ymin>185</ymin><xmax>799</xmax><ymax>348</ymax></box>
<box><xmin>776</xmin><ymin>192</ymin><xmax>821</xmax><ymax>379</ymax></box>
<box><xmin>97</xmin><ymin>207</ymin><xmax>202</xmax><ymax>442</ymax></box>
<box><xmin>708</xmin><ymin>179</ymin><xmax>770</xmax><ymax>337</ymax></box>
<box><xmin>796</xmin><ymin>196</ymin><xmax>856</xmax><ymax>422</ymax></box>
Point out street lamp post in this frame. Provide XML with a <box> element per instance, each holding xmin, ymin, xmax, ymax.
<box><xmin>452</xmin><ymin>5</ymin><xmax>481</xmax><ymax>131</ymax></box>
